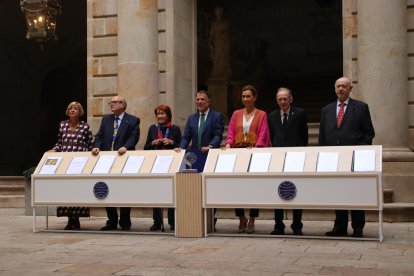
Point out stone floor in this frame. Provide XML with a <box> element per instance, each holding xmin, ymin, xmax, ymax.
<box><xmin>1</xmin><ymin>208</ymin><xmax>414</xmax><ymax>275</ymax></box>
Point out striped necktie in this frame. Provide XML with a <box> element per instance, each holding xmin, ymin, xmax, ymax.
<box><xmin>112</xmin><ymin>117</ymin><xmax>119</xmax><ymax>150</ymax></box>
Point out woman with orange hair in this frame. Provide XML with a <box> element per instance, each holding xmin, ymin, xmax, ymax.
<box><xmin>144</xmin><ymin>104</ymin><xmax>182</xmax><ymax>231</ymax></box>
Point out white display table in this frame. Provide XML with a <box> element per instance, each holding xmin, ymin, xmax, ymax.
<box><xmin>202</xmin><ymin>145</ymin><xmax>383</xmax><ymax>241</ymax></box>
<box><xmin>31</xmin><ymin>150</ymin><xmax>184</xmax><ymax>233</ymax></box>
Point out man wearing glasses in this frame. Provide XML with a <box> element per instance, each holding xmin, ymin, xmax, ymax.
<box><xmin>92</xmin><ymin>96</ymin><xmax>140</xmax><ymax>231</ymax></box>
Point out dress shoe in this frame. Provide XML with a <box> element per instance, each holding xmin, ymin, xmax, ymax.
<box><xmin>169</xmin><ymin>224</ymin><xmax>175</xmax><ymax>231</ymax></box>
<box><xmin>73</xmin><ymin>217</ymin><xmax>81</xmax><ymax>230</ymax></box>
<box><xmin>325</xmin><ymin>227</ymin><xmax>347</xmax><ymax>237</ymax></box>
<box><xmin>101</xmin><ymin>221</ymin><xmax>117</xmax><ymax>231</ymax></box>
<box><xmin>246</xmin><ymin>218</ymin><xmax>255</xmax><ymax>234</ymax></box>
<box><xmin>352</xmin><ymin>229</ymin><xmax>363</xmax><ymax>238</ymax></box>
<box><xmin>238</xmin><ymin>217</ymin><xmax>248</xmax><ymax>233</ymax></box>
<box><xmin>292</xmin><ymin>229</ymin><xmax>303</xmax><ymax>236</ymax></box>
<box><xmin>270</xmin><ymin>227</ymin><xmax>284</xmax><ymax>235</ymax></box>
<box><xmin>64</xmin><ymin>218</ymin><xmax>74</xmax><ymax>230</ymax></box>
<box><xmin>121</xmin><ymin>225</ymin><xmax>131</xmax><ymax>231</ymax></box>
<box><xmin>150</xmin><ymin>224</ymin><xmax>162</xmax><ymax>231</ymax></box>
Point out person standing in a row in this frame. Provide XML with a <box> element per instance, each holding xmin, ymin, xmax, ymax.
<box><xmin>267</xmin><ymin>87</ymin><xmax>308</xmax><ymax>236</ymax></box>
<box><xmin>92</xmin><ymin>96</ymin><xmax>140</xmax><ymax>231</ymax></box>
<box><xmin>177</xmin><ymin>90</ymin><xmax>224</xmax><ymax>172</ymax></box>
<box><xmin>144</xmin><ymin>105</ymin><xmax>182</xmax><ymax>232</ymax></box>
<box><xmin>176</xmin><ymin>89</ymin><xmax>224</xmax><ymax>230</ymax></box>
<box><xmin>224</xmin><ymin>84</ymin><xmax>270</xmax><ymax>234</ymax></box>
<box><xmin>319</xmin><ymin>77</ymin><xmax>375</xmax><ymax>238</ymax></box>
<box><xmin>50</xmin><ymin>101</ymin><xmax>93</xmax><ymax>230</ymax></box>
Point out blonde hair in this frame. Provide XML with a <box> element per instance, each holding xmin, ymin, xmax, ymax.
<box><xmin>66</xmin><ymin>101</ymin><xmax>84</xmax><ymax>117</ymax></box>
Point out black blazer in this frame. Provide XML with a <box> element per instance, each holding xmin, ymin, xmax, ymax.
<box><xmin>94</xmin><ymin>113</ymin><xmax>140</xmax><ymax>151</ymax></box>
<box><xmin>319</xmin><ymin>98</ymin><xmax>375</xmax><ymax>146</ymax></box>
<box><xmin>268</xmin><ymin>106</ymin><xmax>308</xmax><ymax>147</ymax></box>
<box><xmin>143</xmin><ymin>124</ymin><xmax>182</xmax><ymax>150</ymax></box>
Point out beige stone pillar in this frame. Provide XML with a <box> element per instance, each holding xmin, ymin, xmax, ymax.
<box><xmin>357</xmin><ymin>0</ymin><xmax>409</xmax><ymax>156</ymax></box>
<box><xmin>117</xmin><ymin>0</ymin><xmax>159</xmax><ymax>149</ymax></box>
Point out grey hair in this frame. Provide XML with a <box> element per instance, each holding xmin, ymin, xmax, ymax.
<box><xmin>276</xmin><ymin>87</ymin><xmax>293</xmax><ymax>100</ymax></box>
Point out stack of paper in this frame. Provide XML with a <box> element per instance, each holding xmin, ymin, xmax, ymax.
<box><xmin>316</xmin><ymin>152</ymin><xmax>339</xmax><ymax>172</ymax></box>
<box><xmin>39</xmin><ymin>157</ymin><xmax>63</xmax><ymax>174</ymax></box>
<box><xmin>248</xmin><ymin>152</ymin><xmax>271</xmax><ymax>172</ymax></box>
<box><xmin>215</xmin><ymin>154</ymin><xmax>237</xmax><ymax>173</ymax></box>
<box><xmin>283</xmin><ymin>152</ymin><xmax>306</xmax><ymax>172</ymax></box>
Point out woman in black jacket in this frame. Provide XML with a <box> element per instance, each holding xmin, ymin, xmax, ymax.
<box><xmin>144</xmin><ymin>104</ymin><xmax>182</xmax><ymax>231</ymax></box>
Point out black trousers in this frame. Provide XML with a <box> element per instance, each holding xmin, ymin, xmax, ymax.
<box><xmin>235</xmin><ymin>208</ymin><xmax>259</xmax><ymax>218</ymax></box>
<box><xmin>274</xmin><ymin>209</ymin><xmax>303</xmax><ymax>230</ymax></box>
<box><xmin>153</xmin><ymin>208</ymin><xmax>175</xmax><ymax>225</ymax></box>
<box><xmin>334</xmin><ymin>209</ymin><xmax>365</xmax><ymax>230</ymax></box>
<box><xmin>105</xmin><ymin>207</ymin><xmax>131</xmax><ymax>228</ymax></box>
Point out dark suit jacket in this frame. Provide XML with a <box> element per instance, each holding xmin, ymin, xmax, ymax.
<box><xmin>179</xmin><ymin>109</ymin><xmax>224</xmax><ymax>172</ymax></box>
<box><xmin>179</xmin><ymin>109</ymin><xmax>224</xmax><ymax>149</ymax></box>
<box><xmin>143</xmin><ymin>124</ymin><xmax>182</xmax><ymax>150</ymax></box>
<box><xmin>319</xmin><ymin>98</ymin><xmax>375</xmax><ymax>146</ymax></box>
<box><xmin>268</xmin><ymin>106</ymin><xmax>308</xmax><ymax>147</ymax></box>
<box><xmin>94</xmin><ymin>113</ymin><xmax>140</xmax><ymax>151</ymax></box>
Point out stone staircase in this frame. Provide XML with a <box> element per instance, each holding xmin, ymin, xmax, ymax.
<box><xmin>0</xmin><ymin>177</ymin><xmax>25</xmax><ymax>208</ymax></box>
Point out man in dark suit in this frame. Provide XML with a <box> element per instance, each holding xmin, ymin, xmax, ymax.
<box><xmin>319</xmin><ymin>77</ymin><xmax>375</xmax><ymax>238</ymax></box>
<box><xmin>92</xmin><ymin>96</ymin><xmax>140</xmax><ymax>231</ymax></box>
<box><xmin>176</xmin><ymin>90</ymin><xmax>224</xmax><ymax>172</ymax></box>
<box><xmin>268</xmin><ymin>87</ymin><xmax>308</xmax><ymax>236</ymax></box>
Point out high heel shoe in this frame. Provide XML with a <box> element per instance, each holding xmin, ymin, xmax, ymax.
<box><xmin>238</xmin><ymin>216</ymin><xmax>247</xmax><ymax>233</ymax></box>
<box><xmin>246</xmin><ymin>217</ymin><xmax>255</xmax><ymax>234</ymax></box>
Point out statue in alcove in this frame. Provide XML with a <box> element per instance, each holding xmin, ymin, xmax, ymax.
<box><xmin>208</xmin><ymin>6</ymin><xmax>231</xmax><ymax>79</ymax></box>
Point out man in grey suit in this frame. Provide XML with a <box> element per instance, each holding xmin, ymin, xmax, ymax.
<box><xmin>92</xmin><ymin>96</ymin><xmax>140</xmax><ymax>231</ymax></box>
<box><xmin>319</xmin><ymin>77</ymin><xmax>375</xmax><ymax>238</ymax></box>
<box><xmin>268</xmin><ymin>87</ymin><xmax>308</xmax><ymax>235</ymax></box>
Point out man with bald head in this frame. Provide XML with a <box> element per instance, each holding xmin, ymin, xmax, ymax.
<box><xmin>92</xmin><ymin>96</ymin><xmax>140</xmax><ymax>231</ymax></box>
<box><xmin>319</xmin><ymin>77</ymin><xmax>375</xmax><ymax>238</ymax></box>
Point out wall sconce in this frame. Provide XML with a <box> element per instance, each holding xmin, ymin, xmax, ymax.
<box><xmin>20</xmin><ymin>0</ymin><xmax>62</xmax><ymax>50</ymax></box>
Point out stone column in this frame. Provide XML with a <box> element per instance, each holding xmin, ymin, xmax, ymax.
<box><xmin>117</xmin><ymin>0</ymin><xmax>159</xmax><ymax>149</ymax></box>
<box><xmin>357</xmin><ymin>0</ymin><xmax>409</xmax><ymax>156</ymax></box>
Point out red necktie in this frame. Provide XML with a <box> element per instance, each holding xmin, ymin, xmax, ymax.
<box><xmin>337</xmin><ymin>102</ymin><xmax>345</xmax><ymax>128</ymax></box>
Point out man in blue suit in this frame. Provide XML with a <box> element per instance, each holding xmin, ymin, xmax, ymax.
<box><xmin>319</xmin><ymin>77</ymin><xmax>375</xmax><ymax>238</ymax></box>
<box><xmin>177</xmin><ymin>90</ymin><xmax>224</xmax><ymax>172</ymax></box>
<box><xmin>176</xmin><ymin>89</ymin><xmax>224</xmax><ymax>231</ymax></box>
<box><xmin>92</xmin><ymin>96</ymin><xmax>140</xmax><ymax>231</ymax></box>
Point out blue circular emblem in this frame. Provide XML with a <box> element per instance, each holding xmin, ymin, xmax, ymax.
<box><xmin>93</xmin><ymin>182</ymin><xmax>109</xmax><ymax>199</ymax></box>
<box><xmin>278</xmin><ymin>181</ymin><xmax>297</xmax><ymax>200</ymax></box>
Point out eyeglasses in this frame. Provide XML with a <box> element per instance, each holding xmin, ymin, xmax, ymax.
<box><xmin>109</xmin><ymin>101</ymin><xmax>123</xmax><ymax>105</ymax></box>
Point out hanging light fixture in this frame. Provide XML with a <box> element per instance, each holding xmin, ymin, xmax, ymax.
<box><xmin>20</xmin><ymin>0</ymin><xmax>62</xmax><ymax>50</ymax></box>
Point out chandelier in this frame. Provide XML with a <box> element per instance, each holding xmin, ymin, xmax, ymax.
<box><xmin>20</xmin><ymin>0</ymin><xmax>62</xmax><ymax>49</ymax></box>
